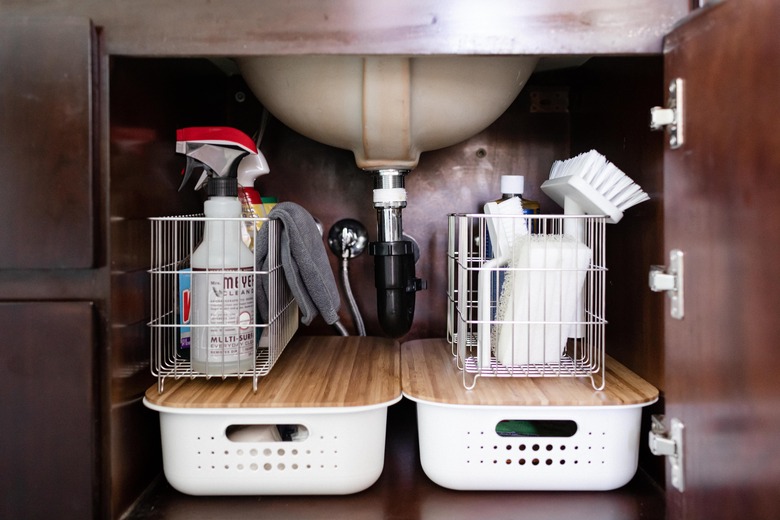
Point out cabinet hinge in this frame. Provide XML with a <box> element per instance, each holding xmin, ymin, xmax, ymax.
<box><xmin>650</xmin><ymin>78</ymin><xmax>684</xmax><ymax>149</ymax></box>
<box><xmin>649</xmin><ymin>415</ymin><xmax>685</xmax><ymax>492</ymax></box>
<box><xmin>649</xmin><ymin>249</ymin><xmax>684</xmax><ymax>320</ymax></box>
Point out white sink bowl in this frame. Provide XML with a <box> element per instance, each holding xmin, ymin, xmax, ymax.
<box><xmin>238</xmin><ymin>55</ymin><xmax>539</xmax><ymax>170</ymax></box>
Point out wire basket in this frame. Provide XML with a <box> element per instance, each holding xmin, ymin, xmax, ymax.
<box><xmin>149</xmin><ymin>215</ymin><xmax>298</xmax><ymax>392</ymax></box>
<box><xmin>447</xmin><ymin>213</ymin><xmax>607</xmax><ymax>390</ymax></box>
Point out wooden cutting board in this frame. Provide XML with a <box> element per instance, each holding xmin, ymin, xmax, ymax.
<box><xmin>145</xmin><ymin>336</ymin><xmax>401</xmax><ymax>409</ymax></box>
<box><xmin>402</xmin><ymin>338</ymin><xmax>658</xmax><ymax>407</ymax></box>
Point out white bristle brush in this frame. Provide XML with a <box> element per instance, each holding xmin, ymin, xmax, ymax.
<box><xmin>542</xmin><ymin>150</ymin><xmax>649</xmax><ymax>339</ymax></box>
<box><xmin>543</xmin><ymin>149</ymin><xmax>649</xmax><ymax>224</ymax></box>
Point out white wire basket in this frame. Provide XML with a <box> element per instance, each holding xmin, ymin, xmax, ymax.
<box><xmin>447</xmin><ymin>213</ymin><xmax>607</xmax><ymax>390</ymax></box>
<box><xmin>149</xmin><ymin>215</ymin><xmax>298</xmax><ymax>392</ymax></box>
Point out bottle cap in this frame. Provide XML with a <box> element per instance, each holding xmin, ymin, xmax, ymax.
<box><xmin>207</xmin><ymin>177</ymin><xmax>238</xmax><ymax>197</ymax></box>
<box><xmin>501</xmin><ymin>175</ymin><xmax>524</xmax><ymax>196</ymax></box>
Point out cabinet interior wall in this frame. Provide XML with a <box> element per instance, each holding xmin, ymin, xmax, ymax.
<box><xmin>108</xmin><ymin>55</ymin><xmax>666</xmax><ymax>515</ymax></box>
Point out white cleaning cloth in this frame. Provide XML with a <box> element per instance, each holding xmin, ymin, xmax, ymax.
<box><xmin>494</xmin><ymin>234</ymin><xmax>592</xmax><ymax>365</ymax></box>
<box><xmin>477</xmin><ymin>199</ymin><xmax>529</xmax><ymax>368</ymax></box>
<box><xmin>483</xmin><ymin>197</ymin><xmax>529</xmax><ymax>258</ymax></box>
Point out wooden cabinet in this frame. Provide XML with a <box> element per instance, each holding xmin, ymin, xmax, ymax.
<box><xmin>2</xmin><ymin>1</ymin><xmax>780</xmax><ymax>519</ymax></box>
<box><xmin>0</xmin><ymin>302</ymin><xmax>97</xmax><ymax>519</ymax></box>
<box><xmin>661</xmin><ymin>2</ymin><xmax>780</xmax><ymax>518</ymax></box>
<box><xmin>0</xmin><ymin>17</ymin><xmax>96</xmax><ymax>269</ymax></box>
<box><xmin>0</xmin><ymin>17</ymin><xmax>103</xmax><ymax>520</ymax></box>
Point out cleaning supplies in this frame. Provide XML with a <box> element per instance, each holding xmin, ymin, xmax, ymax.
<box><xmin>542</xmin><ymin>150</ymin><xmax>649</xmax><ymax>227</ymax></box>
<box><xmin>175</xmin><ymin>257</ymin><xmax>192</xmax><ymax>359</ymax></box>
<box><xmin>190</xmin><ymin>179</ymin><xmax>255</xmax><ymax>375</ymax></box>
<box><xmin>483</xmin><ymin>175</ymin><xmax>539</xmax><ymax>255</ymax></box>
<box><xmin>176</xmin><ymin>126</ymin><xmax>260</xmax><ymax>375</ymax></box>
<box><xmin>479</xmin><ymin>175</ymin><xmax>539</xmax><ymax>368</ymax></box>
<box><xmin>255</xmin><ymin>202</ymin><xmax>343</xmax><ymax>330</ymax></box>
<box><xmin>494</xmin><ymin>234</ymin><xmax>592</xmax><ymax>365</ymax></box>
<box><xmin>541</xmin><ymin>150</ymin><xmax>649</xmax><ymax>338</ymax></box>
<box><xmin>261</xmin><ymin>196</ymin><xmax>278</xmax><ymax>217</ymax></box>
<box><xmin>237</xmin><ymin>148</ymin><xmax>270</xmax><ymax>250</ymax></box>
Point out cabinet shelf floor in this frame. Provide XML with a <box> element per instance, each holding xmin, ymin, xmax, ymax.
<box><xmin>125</xmin><ymin>399</ymin><xmax>664</xmax><ymax>519</ymax></box>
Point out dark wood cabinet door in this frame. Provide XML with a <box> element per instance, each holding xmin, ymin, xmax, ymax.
<box><xmin>0</xmin><ymin>302</ymin><xmax>97</xmax><ymax>519</ymax></box>
<box><xmin>662</xmin><ymin>2</ymin><xmax>780</xmax><ymax>519</ymax></box>
<box><xmin>0</xmin><ymin>17</ymin><xmax>96</xmax><ymax>269</ymax></box>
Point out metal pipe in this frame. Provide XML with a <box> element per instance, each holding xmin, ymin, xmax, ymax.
<box><xmin>368</xmin><ymin>168</ymin><xmax>426</xmax><ymax>337</ymax></box>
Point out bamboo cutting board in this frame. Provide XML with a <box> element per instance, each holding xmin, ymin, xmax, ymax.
<box><xmin>145</xmin><ymin>336</ymin><xmax>401</xmax><ymax>409</ymax></box>
<box><xmin>402</xmin><ymin>338</ymin><xmax>658</xmax><ymax>407</ymax></box>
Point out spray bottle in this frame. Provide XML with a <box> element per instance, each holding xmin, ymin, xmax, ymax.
<box><xmin>237</xmin><ymin>143</ymin><xmax>270</xmax><ymax>250</ymax></box>
<box><xmin>176</xmin><ymin>126</ymin><xmax>260</xmax><ymax>375</ymax></box>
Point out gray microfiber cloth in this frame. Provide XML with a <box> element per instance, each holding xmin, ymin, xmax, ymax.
<box><xmin>256</xmin><ymin>202</ymin><xmax>341</xmax><ymax>326</ymax></box>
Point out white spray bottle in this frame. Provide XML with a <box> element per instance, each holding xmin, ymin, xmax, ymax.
<box><xmin>176</xmin><ymin>127</ymin><xmax>261</xmax><ymax>375</ymax></box>
<box><xmin>237</xmin><ymin>146</ymin><xmax>270</xmax><ymax>250</ymax></box>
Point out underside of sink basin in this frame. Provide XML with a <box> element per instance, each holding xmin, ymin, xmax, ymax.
<box><xmin>238</xmin><ymin>55</ymin><xmax>538</xmax><ymax>170</ymax></box>
<box><xmin>237</xmin><ymin>54</ymin><xmax>539</xmax><ymax>338</ymax></box>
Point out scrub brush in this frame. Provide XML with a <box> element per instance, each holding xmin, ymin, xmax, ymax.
<box><xmin>541</xmin><ymin>149</ymin><xmax>649</xmax><ymax>339</ymax></box>
<box><xmin>541</xmin><ymin>149</ymin><xmax>649</xmax><ymax>224</ymax></box>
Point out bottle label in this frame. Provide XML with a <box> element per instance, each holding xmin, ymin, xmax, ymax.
<box><xmin>178</xmin><ymin>268</ymin><xmax>192</xmax><ymax>351</ymax></box>
<box><xmin>191</xmin><ymin>267</ymin><xmax>255</xmax><ymax>365</ymax></box>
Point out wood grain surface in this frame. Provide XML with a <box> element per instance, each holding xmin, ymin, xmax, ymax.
<box><xmin>661</xmin><ymin>2</ymin><xmax>780</xmax><ymax>518</ymax></box>
<box><xmin>145</xmin><ymin>336</ymin><xmax>400</xmax><ymax>408</ymax></box>
<box><xmin>402</xmin><ymin>338</ymin><xmax>658</xmax><ymax>407</ymax></box>
<box><xmin>0</xmin><ymin>1</ymin><xmax>688</xmax><ymax>56</ymax></box>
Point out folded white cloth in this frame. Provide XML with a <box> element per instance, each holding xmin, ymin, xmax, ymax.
<box><xmin>494</xmin><ymin>234</ymin><xmax>592</xmax><ymax>365</ymax></box>
<box><xmin>483</xmin><ymin>197</ymin><xmax>529</xmax><ymax>258</ymax></box>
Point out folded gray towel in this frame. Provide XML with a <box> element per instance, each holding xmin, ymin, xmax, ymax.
<box><xmin>256</xmin><ymin>202</ymin><xmax>341</xmax><ymax>326</ymax></box>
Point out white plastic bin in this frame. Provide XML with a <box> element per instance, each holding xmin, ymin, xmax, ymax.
<box><xmin>143</xmin><ymin>400</ymin><xmax>400</xmax><ymax>495</ymax></box>
<box><xmin>408</xmin><ymin>399</ymin><xmax>652</xmax><ymax>491</ymax></box>
<box><xmin>401</xmin><ymin>339</ymin><xmax>658</xmax><ymax>491</ymax></box>
<box><xmin>144</xmin><ymin>336</ymin><xmax>402</xmax><ymax>495</ymax></box>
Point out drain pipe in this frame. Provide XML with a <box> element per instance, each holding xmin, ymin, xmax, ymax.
<box><xmin>369</xmin><ymin>169</ymin><xmax>426</xmax><ymax>338</ymax></box>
